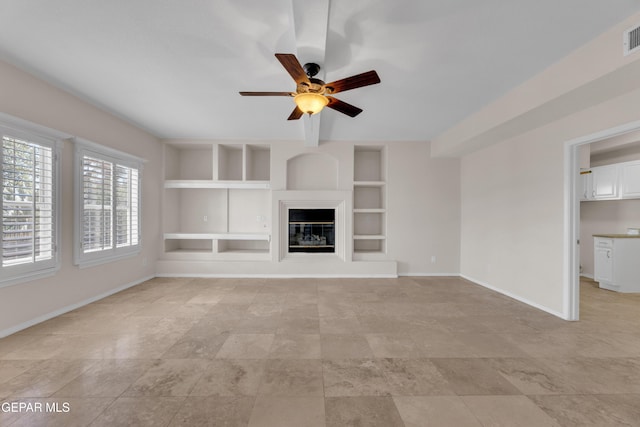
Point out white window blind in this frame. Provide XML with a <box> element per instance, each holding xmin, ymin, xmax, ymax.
<box><xmin>75</xmin><ymin>140</ymin><xmax>142</xmax><ymax>267</ymax></box>
<box><xmin>2</xmin><ymin>136</ymin><xmax>54</xmax><ymax>265</ymax></box>
<box><xmin>1</xmin><ymin>127</ymin><xmax>59</xmax><ymax>287</ymax></box>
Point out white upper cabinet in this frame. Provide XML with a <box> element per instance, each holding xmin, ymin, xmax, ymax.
<box><xmin>579</xmin><ymin>171</ymin><xmax>592</xmax><ymax>201</ymax></box>
<box><xmin>620</xmin><ymin>161</ymin><xmax>640</xmax><ymax>198</ymax></box>
<box><xmin>590</xmin><ymin>165</ymin><xmax>619</xmax><ymax>200</ymax></box>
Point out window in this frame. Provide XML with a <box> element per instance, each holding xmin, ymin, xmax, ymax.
<box><xmin>0</xmin><ymin>127</ymin><xmax>60</xmax><ymax>287</ymax></box>
<box><xmin>74</xmin><ymin>140</ymin><xmax>142</xmax><ymax>267</ymax></box>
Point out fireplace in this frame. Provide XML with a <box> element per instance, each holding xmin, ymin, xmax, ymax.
<box><xmin>288</xmin><ymin>209</ymin><xmax>335</xmax><ymax>253</ymax></box>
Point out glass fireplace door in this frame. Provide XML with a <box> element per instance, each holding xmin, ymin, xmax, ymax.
<box><xmin>288</xmin><ymin>209</ymin><xmax>335</xmax><ymax>253</ymax></box>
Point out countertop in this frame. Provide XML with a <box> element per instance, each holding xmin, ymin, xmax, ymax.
<box><xmin>593</xmin><ymin>234</ymin><xmax>640</xmax><ymax>239</ymax></box>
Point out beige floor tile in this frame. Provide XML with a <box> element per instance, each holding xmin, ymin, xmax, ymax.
<box><xmin>0</xmin><ymin>359</ymin><xmax>96</xmax><ymax>398</ymax></box>
<box><xmin>89</xmin><ymin>331</ymin><xmax>185</xmax><ymax>359</ymax></box>
<box><xmin>216</xmin><ymin>334</ymin><xmax>275</xmax><ymax>359</ymax></box>
<box><xmin>381</xmin><ymin>358</ymin><xmax>454</xmax><ymax>396</ymax></box>
<box><xmin>0</xmin><ymin>277</ymin><xmax>638</xmax><ymax>426</ymax></box>
<box><xmin>233</xmin><ymin>315</ymin><xmax>283</xmax><ymax>334</ymax></box>
<box><xmin>486</xmin><ymin>358</ymin><xmax>580</xmax><ymax>395</ymax></box>
<box><xmin>503</xmin><ymin>333</ymin><xmax>623</xmax><ymax>358</ymax></box>
<box><xmin>320</xmin><ymin>334</ymin><xmax>374</xmax><ymax>359</ymax></box>
<box><xmin>168</xmin><ymin>396</ymin><xmax>254</xmax><ymax>426</ymax></box>
<box><xmin>0</xmin><ymin>334</ymin><xmax>42</xmax><ymax>357</ymax></box>
<box><xmin>325</xmin><ymin>396</ymin><xmax>405</xmax><ymax>427</ymax></box>
<box><xmin>530</xmin><ymin>394</ymin><xmax>640</xmax><ymax>427</ymax></box>
<box><xmin>277</xmin><ymin>317</ymin><xmax>320</xmax><ymax>334</ymax></box>
<box><xmin>248</xmin><ymin>396</ymin><xmax>326</xmax><ymax>427</ymax></box>
<box><xmin>454</xmin><ymin>333</ymin><xmax>530</xmax><ymax>357</ymax></box>
<box><xmin>322</xmin><ymin>359</ymin><xmax>391</xmax><ymax>397</ymax></box>
<box><xmin>536</xmin><ymin>357</ymin><xmax>640</xmax><ymax>394</ymax></box>
<box><xmin>365</xmin><ymin>333</ymin><xmax>422</xmax><ymax>358</ymax></box>
<box><xmin>269</xmin><ymin>334</ymin><xmax>321</xmax><ymax>359</ymax></box>
<box><xmin>8</xmin><ymin>397</ymin><xmax>114</xmax><ymax>427</ymax></box>
<box><xmin>318</xmin><ymin>317</ymin><xmax>363</xmax><ymax>334</ymax></box>
<box><xmin>258</xmin><ymin>359</ymin><xmax>323</xmax><ymax>396</ymax></box>
<box><xmin>393</xmin><ymin>396</ymin><xmax>482</xmax><ymax>427</ymax></box>
<box><xmin>89</xmin><ymin>396</ymin><xmax>185</xmax><ymax>427</ymax></box>
<box><xmin>0</xmin><ymin>360</ymin><xmax>39</xmax><ymax>384</ymax></box>
<box><xmin>161</xmin><ymin>331</ymin><xmax>229</xmax><ymax>359</ymax></box>
<box><xmin>462</xmin><ymin>395</ymin><xmax>561</xmax><ymax>427</ymax></box>
<box><xmin>411</xmin><ymin>332</ymin><xmax>479</xmax><ymax>357</ymax></box>
<box><xmin>430</xmin><ymin>358</ymin><xmax>522</xmax><ymax>396</ymax></box>
<box><xmin>53</xmin><ymin>359</ymin><xmax>157</xmax><ymax>397</ymax></box>
<box><xmin>124</xmin><ymin>359</ymin><xmax>209</xmax><ymax>397</ymax></box>
<box><xmin>189</xmin><ymin>359</ymin><xmax>265</xmax><ymax>396</ymax></box>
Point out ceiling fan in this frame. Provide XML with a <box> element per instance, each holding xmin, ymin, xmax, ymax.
<box><xmin>239</xmin><ymin>53</ymin><xmax>380</xmax><ymax>120</ymax></box>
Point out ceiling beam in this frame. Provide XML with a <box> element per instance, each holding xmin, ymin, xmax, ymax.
<box><xmin>290</xmin><ymin>0</ymin><xmax>330</xmax><ymax>147</ymax></box>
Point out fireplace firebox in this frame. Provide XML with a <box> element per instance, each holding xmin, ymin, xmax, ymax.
<box><xmin>288</xmin><ymin>209</ymin><xmax>335</xmax><ymax>253</ymax></box>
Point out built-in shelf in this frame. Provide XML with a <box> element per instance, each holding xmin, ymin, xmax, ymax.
<box><xmin>353</xmin><ymin>146</ymin><xmax>386</xmax><ymax>255</ymax></box>
<box><xmin>164</xmin><ymin>180</ymin><xmax>270</xmax><ymax>189</ymax></box>
<box><xmin>164</xmin><ymin>232</ymin><xmax>270</xmax><ymax>241</ymax></box>
<box><xmin>353</xmin><ymin>181</ymin><xmax>385</xmax><ymax>187</ymax></box>
<box><xmin>217</xmin><ymin>144</ymin><xmax>243</xmax><ymax>181</ymax></box>
<box><xmin>354</xmin><ymin>146</ymin><xmax>384</xmax><ymax>182</ymax></box>
<box><xmin>162</xmin><ymin>142</ymin><xmax>272</xmax><ymax>264</ymax></box>
<box><xmin>353</xmin><ymin>208</ymin><xmax>386</xmax><ymax>213</ymax></box>
<box><xmin>353</xmin><ymin>235</ymin><xmax>386</xmax><ymax>240</ymax></box>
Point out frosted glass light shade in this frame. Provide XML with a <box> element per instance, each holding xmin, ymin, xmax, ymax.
<box><xmin>294</xmin><ymin>93</ymin><xmax>329</xmax><ymax>115</ymax></box>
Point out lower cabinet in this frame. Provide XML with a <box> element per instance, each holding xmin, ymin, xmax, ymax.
<box><xmin>593</xmin><ymin>236</ymin><xmax>640</xmax><ymax>292</ymax></box>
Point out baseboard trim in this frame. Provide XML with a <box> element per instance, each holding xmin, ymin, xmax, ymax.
<box><xmin>399</xmin><ymin>273</ymin><xmax>460</xmax><ymax>277</ymax></box>
<box><xmin>0</xmin><ymin>275</ymin><xmax>154</xmax><ymax>338</ymax></box>
<box><xmin>156</xmin><ymin>273</ymin><xmax>398</xmax><ymax>279</ymax></box>
<box><xmin>460</xmin><ymin>274</ymin><xmax>566</xmax><ymax>319</ymax></box>
<box><xmin>580</xmin><ymin>273</ymin><xmax>594</xmax><ymax>280</ymax></box>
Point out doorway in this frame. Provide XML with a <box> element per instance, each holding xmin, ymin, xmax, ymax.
<box><xmin>565</xmin><ymin>119</ymin><xmax>640</xmax><ymax>320</ymax></box>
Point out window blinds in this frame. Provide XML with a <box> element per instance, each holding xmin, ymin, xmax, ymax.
<box><xmin>2</xmin><ymin>136</ymin><xmax>54</xmax><ymax>266</ymax></box>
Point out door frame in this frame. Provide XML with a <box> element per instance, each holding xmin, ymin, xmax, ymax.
<box><xmin>564</xmin><ymin>119</ymin><xmax>640</xmax><ymax>320</ymax></box>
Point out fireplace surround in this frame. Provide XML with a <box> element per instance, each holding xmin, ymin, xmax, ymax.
<box><xmin>275</xmin><ymin>191</ymin><xmax>350</xmax><ymax>262</ymax></box>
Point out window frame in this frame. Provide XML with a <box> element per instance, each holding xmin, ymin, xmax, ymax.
<box><xmin>74</xmin><ymin>139</ymin><xmax>143</xmax><ymax>268</ymax></box>
<box><xmin>0</xmin><ymin>125</ymin><xmax>62</xmax><ymax>288</ymax></box>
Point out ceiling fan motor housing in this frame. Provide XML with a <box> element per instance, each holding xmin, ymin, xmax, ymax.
<box><xmin>303</xmin><ymin>62</ymin><xmax>321</xmax><ymax>78</ymax></box>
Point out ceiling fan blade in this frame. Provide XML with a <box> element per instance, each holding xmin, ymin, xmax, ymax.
<box><xmin>239</xmin><ymin>91</ymin><xmax>293</xmax><ymax>96</ymax></box>
<box><xmin>287</xmin><ymin>106</ymin><xmax>304</xmax><ymax>121</ymax></box>
<box><xmin>325</xmin><ymin>70</ymin><xmax>380</xmax><ymax>94</ymax></box>
<box><xmin>275</xmin><ymin>53</ymin><xmax>310</xmax><ymax>85</ymax></box>
<box><xmin>326</xmin><ymin>96</ymin><xmax>363</xmax><ymax>117</ymax></box>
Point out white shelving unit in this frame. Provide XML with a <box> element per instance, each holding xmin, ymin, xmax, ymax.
<box><xmin>163</xmin><ymin>142</ymin><xmax>271</xmax><ymax>260</ymax></box>
<box><xmin>353</xmin><ymin>146</ymin><xmax>386</xmax><ymax>256</ymax></box>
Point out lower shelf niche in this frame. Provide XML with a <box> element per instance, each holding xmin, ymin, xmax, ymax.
<box><xmin>354</xmin><ymin>239</ymin><xmax>384</xmax><ymax>253</ymax></box>
<box><xmin>217</xmin><ymin>239</ymin><xmax>270</xmax><ymax>254</ymax></box>
<box><xmin>165</xmin><ymin>238</ymin><xmax>213</xmax><ymax>253</ymax></box>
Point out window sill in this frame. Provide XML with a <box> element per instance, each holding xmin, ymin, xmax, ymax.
<box><xmin>0</xmin><ymin>266</ymin><xmax>60</xmax><ymax>289</ymax></box>
<box><xmin>75</xmin><ymin>248</ymin><xmax>141</xmax><ymax>269</ymax></box>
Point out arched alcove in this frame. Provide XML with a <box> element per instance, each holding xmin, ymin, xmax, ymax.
<box><xmin>286</xmin><ymin>153</ymin><xmax>338</xmax><ymax>190</ymax></box>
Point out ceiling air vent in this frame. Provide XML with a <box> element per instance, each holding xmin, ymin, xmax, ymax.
<box><xmin>623</xmin><ymin>24</ymin><xmax>640</xmax><ymax>56</ymax></box>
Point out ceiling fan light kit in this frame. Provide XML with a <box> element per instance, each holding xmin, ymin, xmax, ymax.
<box><xmin>240</xmin><ymin>53</ymin><xmax>380</xmax><ymax>120</ymax></box>
<box><xmin>294</xmin><ymin>92</ymin><xmax>329</xmax><ymax>115</ymax></box>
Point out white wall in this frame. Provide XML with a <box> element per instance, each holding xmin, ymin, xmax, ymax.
<box><xmin>459</xmin><ymin>87</ymin><xmax>640</xmax><ymax>317</ymax></box>
<box><xmin>386</xmin><ymin>142</ymin><xmax>460</xmax><ymax>275</ymax></box>
<box><xmin>0</xmin><ymin>60</ymin><xmax>162</xmax><ymax>336</ymax></box>
<box><xmin>439</xmin><ymin>10</ymin><xmax>640</xmax><ymax>317</ymax></box>
<box><xmin>159</xmin><ymin>139</ymin><xmax>461</xmax><ymax>277</ymax></box>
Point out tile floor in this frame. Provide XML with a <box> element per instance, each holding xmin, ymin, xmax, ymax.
<box><xmin>0</xmin><ymin>276</ymin><xmax>639</xmax><ymax>426</ymax></box>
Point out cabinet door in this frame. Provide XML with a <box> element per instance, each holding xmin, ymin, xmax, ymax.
<box><xmin>579</xmin><ymin>172</ymin><xmax>592</xmax><ymax>201</ymax></box>
<box><xmin>621</xmin><ymin>162</ymin><xmax>640</xmax><ymax>199</ymax></box>
<box><xmin>594</xmin><ymin>246</ymin><xmax>613</xmax><ymax>284</ymax></box>
<box><xmin>591</xmin><ymin>165</ymin><xmax>619</xmax><ymax>200</ymax></box>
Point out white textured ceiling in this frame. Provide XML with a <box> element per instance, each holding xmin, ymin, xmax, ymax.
<box><xmin>1</xmin><ymin>0</ymin><xmax>639</xmax><ymax>142</ymax></box>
